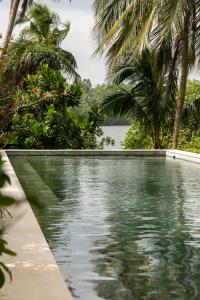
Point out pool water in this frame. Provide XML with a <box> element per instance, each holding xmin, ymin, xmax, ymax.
<box><xmin>10</xmin><ymin>156</ymin><xmax>200</xmax><ymax>300</ymax></box>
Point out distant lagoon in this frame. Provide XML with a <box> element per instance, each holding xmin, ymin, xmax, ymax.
<box><xmin>101</xmin><ymin>126</ymin><xmax>130</xmax><ymax>149</ymax></box>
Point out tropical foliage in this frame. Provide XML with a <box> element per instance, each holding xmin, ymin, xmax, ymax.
<box><xmin>101</xmin><ymin>48</ymin><xmax>176</xmax><ymax>148</ymax></box>
<box><xmin>0</xmin><ymin>3</ymin><xmax>114</xmax><ymax>150</ymax></box>
<box><xmin>1</xmin><ymin>64</ymin><xmax>109</xmax><ymax>149</ymax></box>
<box><xmin>124</xmin><ymin>125</ymin><xmax>200</xmax><ymax>153</ymax></box>
<box><xmin>0</xmin><ymin>0</ymin><xmax>34</xmax><ymax>57</ymax></box>
<box><xmin>1</xmin><ymin>3</ymin><xmax>79</xmax><ymax>84</ymax></box>
<box><xmin>93</xmin><ymin>0</ymin><xmax>200</xmax><ymax>149</ymax></box>
<box><xmin>80</xmin><ymin>79</ymin><xmax>129</xmax><ymax>125</ymax></box>
<box><xmin>123</xmin><ymin>121</ymin><xmax>152</xmax><ymax>149</ymax></box>
<box><xmin>124</xmin><ymin>80</ymin><xmax>200</xmax><ymax>152</ymax></box>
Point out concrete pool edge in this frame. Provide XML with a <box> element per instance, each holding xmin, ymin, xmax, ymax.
<box><xmin>166</xmin><ymin>149</ymin><xmax>200</xmax><ymax>164</ymax></box>
<box><xmin>0</xmin><ymin>150</ymin><xmax>73</xmax><ymax>300</ymax></box>
<box><xmin>5</xmin><ymin>149</ymin><xmax>200</xmax><ymax>163</ymax></box>
<box><xmin>6</xmin><ymin>149</ymin><xmax>166</xmax><ymax>156</ymax></box>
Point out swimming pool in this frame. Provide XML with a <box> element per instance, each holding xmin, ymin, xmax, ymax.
<box><xmin>10</xmin><ymin>156</ymin><xmax>200</xmax><ymax>300</ymax></box>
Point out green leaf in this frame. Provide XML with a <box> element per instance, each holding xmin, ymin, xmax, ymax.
<box><xmin>2</xmin><ymin>248</ymin><xmax>16</xmax><ymax>257</ymax></box>
<box><xmin>0</xmin><ymin>262</ymin><xmax>12</xmax><ymax>281</ymax></box>
<box><xmin>0</xmin><ymin>174</ymin><xmax>11</xmax><ymax>188</ymax></box>
<box><xmin>0</xmin><ymin>268</ymin><xmax>5</xmax><ymax>288</ymax></box>
<box><xmin>0</xmin><ymin>196</ymin><xmax>17</xmax><ymax>207</ymax></box>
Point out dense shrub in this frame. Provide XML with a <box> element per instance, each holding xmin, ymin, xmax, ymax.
<box><xmin>124</xmin><ymin>121</ymin><xmax>200</xmax><ymax>153</ymax></box>
<box><xmin>1</xmin><ymin>65</ymin><xmax>112</xmax><ymax>149</ymax></box>
<box><xmin>123</xmin><ymin>121</ymin><xmax>152</xmax><ymax>149</ymax></box>
<box><xmin>178</xmin><ymin>130</ymin><xmax>200</xmax><ymax>153</ymax></box>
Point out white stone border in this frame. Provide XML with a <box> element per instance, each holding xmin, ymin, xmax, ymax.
<box><xmin>0</xmin><ymin>150</ymin><xmax>73</xmax><ymax>300</ymax></box>
<box><xmin>166</xmin><ymin>150</ymin><xmax>200</xmax><ymax>164</ymax></box>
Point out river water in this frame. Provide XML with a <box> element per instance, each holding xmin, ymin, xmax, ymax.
<box><xmin>101</xmin><ymin>126</ymin><xmax>129</xmax><ymax>149</ymax></box>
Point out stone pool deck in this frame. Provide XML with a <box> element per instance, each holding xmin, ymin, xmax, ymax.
<box><xmin>0</xmin><ymin>149</ymin><xmax>200</xmax><ymax>300</ymax></box>
<box><xmin>166</xmin><ymin>149</ymin><xmax>200</xmax><ymax>164</ymax></box>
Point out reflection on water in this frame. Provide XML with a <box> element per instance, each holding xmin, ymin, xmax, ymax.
<box><xmin>10</xmin><ymin>157</ymin><xmax>200</xmax><ymax>300</ymax></box>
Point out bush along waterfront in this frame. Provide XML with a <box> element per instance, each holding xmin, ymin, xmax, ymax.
<box><xmin>124</xmin><ymin>121</ymin><xmax>200</xmax><ymax>153</ymax></box>
<box><xmin>0</xmin><ymin>3</ymin><xmax>113</xmax><ymax>149</ymax></box>
<box><xmin>93</xmin><ymin>0</ymin><xmax>200</xmax><ymax>151</ymax></box>
<box><xmin>1</xmin><ymin>64</ymin><xmax>112</xmax><ymax>149</ymax></box>
<box><xmin>124</xmin><ymin>79</ymin><xmax>200</xmax><ymax>152</ymax></box>
<box><xmin>121</xmin><ymin>78</ymin><xmax>200</xmax><ymax>152</ymax></box>
<box><xmin>0</xmin><ymin>2</ymin><xmax>199</xmax><ymax>152</ymax></box>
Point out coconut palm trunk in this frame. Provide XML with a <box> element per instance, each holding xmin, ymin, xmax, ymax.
<box><xmin>0</xmin><ymin>0</ymin><xmax>21</xmax><ymax>57</ymax></box>
<box><xmin>152</xmin><ymin>121</ymin><xmax>162</xmax><ymax>149</ymax></box>
<box><xmin>172</xmin><ymin>20</ymin><xmax>189</xmax><ymax>149</ymax></box>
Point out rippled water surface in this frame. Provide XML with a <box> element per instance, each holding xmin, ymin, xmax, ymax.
<box><xmin>11</xmin><ymin>157</ymin><xmax>200</xmax><ymax>300</ymax></box>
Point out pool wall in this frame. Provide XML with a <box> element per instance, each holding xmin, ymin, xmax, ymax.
<box><xmin>6</xmin><ymin>149</ymin><xmax>200</xmax><ymax>163</ymax></box>
<box><xmin>1</xmin><ymin>149</ymin><xmax>200</xmax><ymax>300</ymax></box>
<box><xmin>6</xmin><ymin>149</ymin><xmax>166</xmax><ymax>156</ymax></box>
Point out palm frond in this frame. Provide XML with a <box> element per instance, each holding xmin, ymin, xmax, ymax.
<box><xmin>3</xmin><ymin>41</ymin><xmax>79</xmax><ymax>83</ymax></box>
<box><xmin>101</xmin><ymin>87</ymin><xmax>138</xmax><ymax>120</ymax></box>
<box><xmin>101</xmin><ymin>47</ymin><xmax>177</xmax><ymax>144</ymax></box>
<box><xmin>93</xmin><ymin>0</ymin><xmax>200</xmax><ymax>72</ymax></box>
<box><xmin>19</xmin><ymin>0</ymin><xmax>33</xmax><ymax>20</ymax></box>
<box><xmin>3</xmin><ymin>3</ymin><xmax>79</xmax><ymax>84</ymax></box>
<box><xmin>93</xmin><ymin>0</ymin><xmax>158</xmax><ymax>68</ymax></box>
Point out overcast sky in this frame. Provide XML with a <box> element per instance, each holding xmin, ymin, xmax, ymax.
<box><xmin>0</xmin><ymin>0</ymin><xmax>106</xmax><ymax>85</ymax></box>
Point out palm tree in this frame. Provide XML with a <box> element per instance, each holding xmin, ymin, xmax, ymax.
<box><xmin>93</xmin><ymin>0</ymin><xmax>200</xmax><ymax>149</ymax></box>
<box><xmin>0</xmin><ymin>0</ymin><xmax>20</xmax><ymax>57</ymax></box>
<box><xmin>0</xmin><ymin>0</ymin><xmax>33</xmax><ymax>57</ymax></box>
<box><xmin>101</xmin><ymin>48</ymin><xmax>176</xmax><ymax>149</ymax></box>
<box><xmin>2</xmin><ymin>3</ymin><xmax>79</xmax><ymax>83</ymax></box>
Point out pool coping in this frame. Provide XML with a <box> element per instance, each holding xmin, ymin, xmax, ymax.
<box><xmin>166</xmin><ymin>149</ymin><xmax>200</xmax><ymax>163</ymax></box>
<box><xmin>6</xmin><ymin>149</ymin><xmax>166</xmax><ymax>156</ymax></box>
<box><xmin>5</xmin><ymin>149</ymin><xmax>200</xmax><ymax>163</ymax></box>
<box><xmin>1</xmin><ymin>149</ymin><xmax>200</xmax><ymax>300</ymax></box>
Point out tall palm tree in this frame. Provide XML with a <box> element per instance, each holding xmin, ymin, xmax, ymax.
<box><xmin>0</xmin><ymin>0</ymin><xmax>33</xmax><ymax>57</ymax></box>
<box><xmin>101</xmin><ymin>48</ymin><xmax>177</xmax><ymax>149</ymax></box>
<box><xmin>0</xmin><ymin>0</ymin><xmax>20</xmax><ymax>57</ymax></box>
<box><xmin>2</xmin><ymin>3</ymin><xmax>79</xmax><ymax>83</ymax></box>
<box><xmin>93</xmin><ymin>0</ymin><xmax>200</xmax><ymax>149</ymax></box>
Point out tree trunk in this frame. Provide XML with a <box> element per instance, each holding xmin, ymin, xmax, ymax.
<box><xmin>152</xmin><ymin>126</ymin><xmax>162</xmax><ymax>149</ymax></box>
<box><xmin>0</xmin><ymin>0</ymin><xmax>20</xmax><ymax>57</ymax></box>
<box><xmin>165</xmin><ymin>39</ymin><xmax>180</xmax><ymax>101</ymax></box>
<box><xmin>10</xmin><ymin>0</ymin><xmax>15</xmax><ymax>14</ymax></box>
<box><xmin>172</xmin><ymin>19</ymin><xmax>189</xmax><ymax>149</ymax></box>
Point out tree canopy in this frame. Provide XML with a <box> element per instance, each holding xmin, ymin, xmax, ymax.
<box><xmin>93</xmin><ymin>0</ymin><xmax>200</xmax><ymax>148</ymax></box>
<box><xmin>1</xmin><ymin>3</ymin><xmax>79</xmax><ymax>84</ymax></box>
